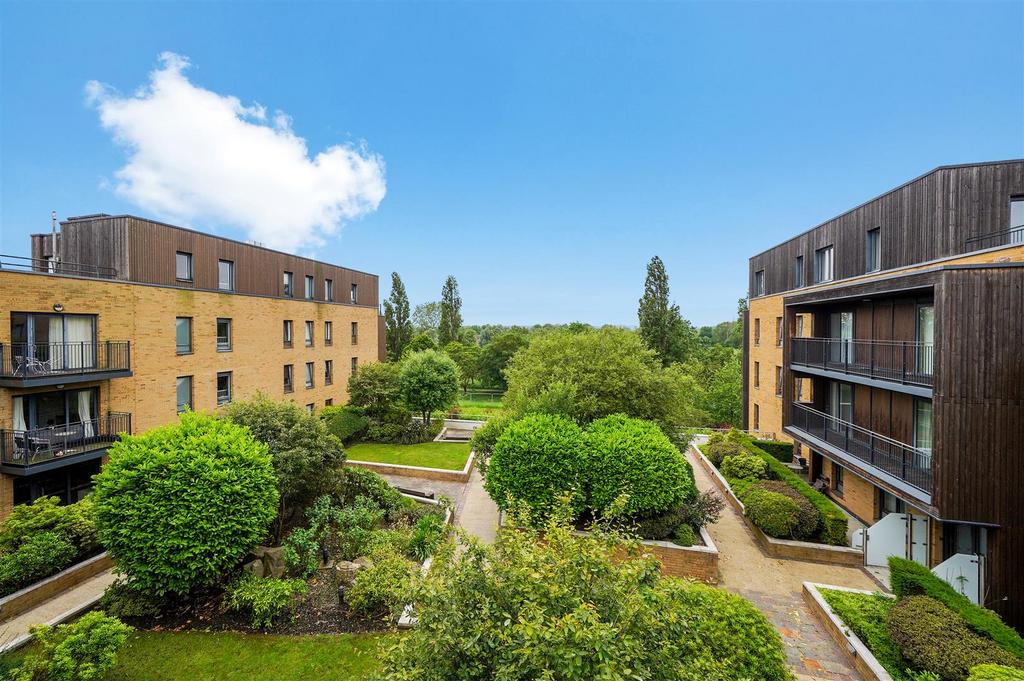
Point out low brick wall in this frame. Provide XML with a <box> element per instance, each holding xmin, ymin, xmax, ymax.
<box><xmin>637</xmin><ymin>527</ymin><xmax>719</xmax><ymax>584</ymax></box>
<box><xmin>0</xmin><ymin>552</ymin><xmax>113</xmax><ymax>623</ymax></box>
<box><xmin>691</xmin><ymin>446</ymin><xmax>864</xmax><ymax>567</ymax></box>
<box><xmin>802</xmin><ymin>582</ymin><xmax>893</xmax><ymax>681</ymax></box>
<box><xmin>346</xmin><ymin>451</ymin><xmax>475</xmax><ymax>483</ymax></box>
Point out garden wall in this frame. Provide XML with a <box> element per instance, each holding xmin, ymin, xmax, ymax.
<box><xmin>345</xmin><ymin>452</ymin><xmax>476</xmax><ymax>483</ymax></box>
<box><xmin>0</xmin><ymin>552</ymin><xmax>113</xmax><ymax>622</ymax></box>
<box><xmin>691</xmin><ymin>446</ymin><xmax>864</xmax><ymax>567</ymax></box>
<box><xmin>802</xmin><ymin>582</ymin><xmax>893</xmax><ymax>681</ymax></box>
<box><xmin>635</xmin><ymin>527</ymin><xmax>719</xmax><ymax>584</ymax></box>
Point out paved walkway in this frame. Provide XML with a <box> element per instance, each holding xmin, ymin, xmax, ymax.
<box><xmin>686</xmin><ymin>447</ymin><xmax>879</xmax><ymax>681</ymax></box>
<box><xmin>454</xmin><ymin>468</ymin><xmax>500</xmax><ymax>543</ymax></box>
<box><xmin>0</xmin><ymin>568</ymin><xmax>117</xmax><ymax>650</ymax></box>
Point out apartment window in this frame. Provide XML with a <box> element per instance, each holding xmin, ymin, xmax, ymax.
<box><xmin>305</xmin><ymin>403</ymin><xmax>315</xmax><ymax>414</ymax></box>
<box><xmin>753</xmin><ymin>404</ymin><xmax>760</xmax><ymax>431</ymax></box>
<box><xmin>814</xmin><ymin>245</ymin><xmax>834</xmax><ymax>283</ymax></box>
<box><xmin>351</xmin><ymin>321</ymin><xmax>358</xmax><ymax>344</ymax></box>
<box><xmin>305</xmin><ymin>321</ymin><xmax>314</xmax><ymax>347</ymax></box>
<box><xmin>325</xmin><ymin>279</ymin><xmax>334</xmax><ymax>302</ymax></box>
<box><xmin>775</xmin><ymin>317</ymin><xmax>783</xmax><ymax>347</ymax></box>
<box><xmin>754</xmin><ymin>361</ymin><xmax>760</xmax><ymax>388</ymax></box>
<box><xmin>795</xmin><ymin>377</ymin><xmax>808</xmax><ymax>403</ymax></box>
<box><xmin>795</xmin><ymin>315</ymin><xmax>805</xmax><ymax>337</ymax></box>
<box><xmin>325</xmin><ymin>359</ymin><xmax>334</xmax><ymax>385</ymax></box>
<box><xmin>176</xmin><ymin>317</ymin><xmax>192</xmax><ymax>354</ymax></box>
<box><xmin>914</xmin><ymin>399</ymin><xmax>933</xmax><ymax>455</ymax></box>
<box><xmin>325</xmin><ymin>321</ymin><xmax>333</xmax><ymax>346</ymax></box>
<box><xmin>829</xmin><ymin>382</ymin><xmax>853</xmax><ymax>432</ymax></box>
<box><xmin>305</xmin><ymin>275</ymin><xmax>314</xmax><ymax>300</ymax></box>
<box><xmin>283</xmin><ymin>320</ymin><xmax>293</xmax><ymax>348</ymax></box>
<box><xmin>1011</xmin><ymin>197</ymin><xmax>1024</xmax><ymax>244</ymax></box>
<box><xmin>866</xmin><ymin>228</ymin><xmax>881</xmax><ymax>273</ymax></box>
<box><xmin>283</xmin><ymin>364</ymin><xmax>294</xmax><ymax>393</ymax></box>
<box><xmin>218</xmin><ymin>259</ymin><xmax>235</xmax><ymax>291</ymax></box>
<box><xmin>216</xmin><ymin>372</ymin><xmax>232</xmax><ymax>405</ymax></box>
<box><xmin>350</xmin><ymin>283</ymin><xmax>359</xmax><ymax>304</ymax></box>
<box><xmin>753</xmin><ymin>318</ymin><xmax>761</xmax><ymax>346</ymax></box>
<box><xmin>754</xmin><ymin>270</ymin><xmax>765</xmax><ymax>297</ymax></box>
<box><xmin>832</xmin><ymin>464</ymin><xmax>845</xmax><ymax>495</ymax></box>
<box><xmin>305</xmin><ymin>361</ymin><xmax>314</xmax><ymax>389</ymax></box>
<box><xmin>175</xmin><ymin>252</ymin><xmax>193</xmax><ymax>281</ymax></box>
<box><xmin>176</xmin><ymin>376</ymin><xmax>193</xmax><ymax>414</ymax></box>
<box><xmin>216</xmin><ymin>318</ymin><xmax>232</xmax><ymax>352</ymax></box>
<box><xmin>916</xmin><ymin>305</ymin><xmax>934</xmax><ymax>375</ymax></box>
<box><xmin>283</xmin><ymin>271</ymin><xmax>294</xmax><ymax>297</ymax></box>
<box><xmin>351</xmin><ymin>357</ymin><xmax>358</xmax><ymax>375</ymax></box>
<box><xmin>775</xmin><ymin>366</ymin><xmax>783</xmax><ymax>397</ymax></box>
<box><xmin>325</xmin><ymin>398</ymin><xmax>333</xmax><ymax>407</ymax></box>
<box><xmin>794</xmin><ymin>255</ymin><xmax>804</xmax><ymax>288</ymax></box>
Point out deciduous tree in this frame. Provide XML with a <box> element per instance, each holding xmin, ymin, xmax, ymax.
<box><xmin>478</xmin><ymin>330</ymin><xmax>528</xmax><ymax>389</ymax></box>
<box><xmin>438</xmin><ymin>275</ymin><xmax>463</xmax><ymax>346</ymax></box>
<box><xmin>399</xmin><ymin>350</ymin><xmax>461</xmax><ymax>427</ymax></box>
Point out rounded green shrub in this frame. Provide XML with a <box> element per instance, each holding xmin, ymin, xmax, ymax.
<box><xmin>749</xmin><ymin>480</ymin><xmax>821</xmax><ymax>540</ymax></box>
<box><xmin>10</xmin><ymin>611</ymin><xmax>131</xmax><ymax>681</ymax></box>
<box><xmin>673</xmin><ymin>524</ymin><xmax>697</xmax><ymax>547</ymax></box>
<box><xmin>347</xmin><ymin>548</ymin><xmax>418</xmax><ymax>617</ymax></box>
<box><xmin>743</xmin><ymin>489</ymin><xmax>800</xmax><ymax>538</ymax></box>
<box><xmin>719</xmin><ymin>453</ymin><xmax>769</xmax><ymax>480</ymax></box>
<box><xmin>322</xmin><ymin>405</ymin><xmax>370</xmax><ymax>444</ymax></box>
<box><xmin>705</xmin><ymin>440</ymin><xmax>743</xmax><ymax>467</ymax></box>
<box><xmin>887</xmin><ymin>596</ymin><xmax>1024</xmax><ymax>680</ymax></box>
<box><xmin>585</xmin><ymin>414</ymin><xmax>695</xmax><ymax>518</ymax></box>
<box><xmin>484</xmin><ymin>414</ymin><xmax>587</xmax><ymax>518</ymax></box>
<box><xmin>969</xmin><ymin>665</ymin><xmax>1024</xmax><ymax>680</ymax></box>
<box><xmin>92</xmin><ymin>412</ymin><xmax>279</xmax><ymax>597</ymax></box>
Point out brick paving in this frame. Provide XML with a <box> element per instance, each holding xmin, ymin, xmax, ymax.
<box><xmin>686</xmin><ymin>446</ymin><xmax>878</xmax><ymax>680</ymax></box>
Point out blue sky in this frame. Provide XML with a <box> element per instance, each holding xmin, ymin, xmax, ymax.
<box><xmin>1</xmin><ymin>2</ymin><xmax>1022</xmax><ymax>327</ymax></box>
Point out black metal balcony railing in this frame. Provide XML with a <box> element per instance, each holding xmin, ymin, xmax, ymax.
<box><xmin>0</xmin><ymin>412</ymin><xmax>131</xmax><ymax>467</ymax></box>
<box><xmin>791</xmin><ymin>337</ymin><xmax>933</xmax><ymax>387</ymax></box>
<box><xmin>790</xmin><ymin>403</ymin><xmax>932</xmax><ymax>494</ymax></box>
<box><xmin>0</xmin><ymin>341</ymin><xmax>131</xmax><ymax>379</ymax></box>
<box><xmin>964</xmin><ymin>225</ymin><xmax>1024</xmax><ymax>251</ymax></box>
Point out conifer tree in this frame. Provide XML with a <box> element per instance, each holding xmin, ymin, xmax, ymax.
<box><xmin>638</xmin><ymin>256</ymin><xmax>695</xmax><ymax>366</ymax></box>
<box><xmin>438</xmin><ymin>275</ymin><xmax>463</xmax><ymax>346</ymax></box>
<box><xmin>383</xmin><ymin>272</ymin><xmax>413</xmax><ymax>361</ymax></box>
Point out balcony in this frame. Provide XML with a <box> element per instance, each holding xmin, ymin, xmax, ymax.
<box><xmin>0</xmin><ymin>341</ymin><xmax>132</xmax><ymax>387</ymax></box>
<box><xmin>964</xmin><ymin>225</ymin><xmax>1024</xmax><ymax>252</ymax></box>
<box><xmin>791</xmin><ymin>337</ymin><xmax>932</xmax><ymax>394</ymax></box>
<box><xmin>0</xmin><ymin>412</ymin><xmax>131</xmax><ymax>474</ymax></box>
<box><xmin>789</xmin><ymin>403</ymin><xmax>932</xmax><ymax>499</ymax></box>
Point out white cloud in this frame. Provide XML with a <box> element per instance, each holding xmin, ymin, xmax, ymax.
<box><xmin>86</xmin><ymin>52</ymin><xmax>386</xmax><ymax>252</ymax></box>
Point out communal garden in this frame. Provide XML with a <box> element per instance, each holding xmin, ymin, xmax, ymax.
<box><xmin>345</xmin><ymin>442</ymin><xmax>471</xmax><ymax>471</ymax></box>
<box><xmin>818</xmin><ymin>557</ymin><xmax>1024</xmax><ymax>680</ymax></box>
<box><xmin>699</xmin><ymin>430</ymin><xmax>849</xmax><ymax>546</ymax></box>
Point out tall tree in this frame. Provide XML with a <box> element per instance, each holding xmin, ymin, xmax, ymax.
<box><xmin>438</xmin><ymin>275</ymin><xmax>463</xmax><ymax>346</ymax></box>
<box><xmin>383</xmin><ymin>272</ymin><xmax>413</xmax><ymax>361</ymax></box>
<box><xmin>412</xmin><ymin>301</ymin><xmax>442</xmax><ymax>339</ymax></box>
<box><xmin>638</xmin><ymin>255</ymin><xmax>696</xmax><ymax>366</ymax></box>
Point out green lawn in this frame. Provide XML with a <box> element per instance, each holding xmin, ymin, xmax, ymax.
<box><xmin>3</xmin><ymin>631</ymin><xmax>390</xmax><ymax>680</ymax></box>
<box><xmin>455</xmin><ymin>398</ymin><xmax>505</xmax><ymax>418</ymax></box>
<box><xmin>347</xmin><ymin>441</ymin><xmax>471</xmax><ymax>470</ymax></box>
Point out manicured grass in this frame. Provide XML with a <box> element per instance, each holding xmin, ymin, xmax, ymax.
<box><xmin>452</xmin><ymin>398</ymin><xmax>505</xmax><ymax>420</ymax></box>
<box><xmin>347</xmin><ymin>441</ymin><xmax>471</xmax><ymax>470</ymax></box>
<box><xmin>2</xmin><ymin>631</ymin><xmax>390</xmax><ymax>680</ymax></box>
<box><xmin>819</xmin><ymin>588</ymin><xmax>907</xmax><ymax>680</ymax></box>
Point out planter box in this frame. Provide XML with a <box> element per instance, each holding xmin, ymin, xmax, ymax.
<box><xmin>631</xmin><ymin>528</ymin><xmax>719</xmax><ymax>584</ymax></box>
<box><xmin>346</xmin><ymin>451</ymin><xmax>476</xmax><ymax>484</ymax></box>
<box><xmin>0</xmin><ymin>552</ymin><xmax>113</xmax><ymax>623</ymax></box>
<box><xmin>802</xmin><ymin>582</ymin><xmax>894</xmax><ymax>681</ymax></box>
<box><xmin>691</xmin><ymin>446</ymin><xmax>864</xmax><ymax>567</ymax></box>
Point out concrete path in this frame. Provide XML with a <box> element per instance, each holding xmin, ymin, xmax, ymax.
<box><xmin>0</xmin><ymin>568</ymin><xmax>117</xmax><ymax>651</ymax></box>
<box><xmin>686</xmin><ymin>447</ymin><xmax>878</xmax><ymax>681</ymax></box>
<box><xmin>454</xmin><ymin>468</ymin><xmax>500</xmax><ymax>544</ymax></box>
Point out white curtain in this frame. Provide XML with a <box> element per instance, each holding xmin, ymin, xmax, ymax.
<box><xmin>48</xmin><ymin>316</ymin><xmax>64</xmax><ymax>369</ymax></box>
<box><xmin>78</xmin><ymin>390</ymin><xmax>95</xmax><ymax>437</ymax></box>
<box><xmin>65</xmin><ymin>317</ymin><xmax>95</xmax><ymax>369</ymax></box>
<box><xmin>12</xmin><ymin>397</ymin><xmax>26</xmax><ymax>433</ymax></box>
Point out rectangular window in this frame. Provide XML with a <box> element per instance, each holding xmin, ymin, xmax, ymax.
<box><xmin>828</xmin><ymin>382</ymin><xmax>853</xmax><ymax>433</ymax></box>
<box><xmin>324</xmin><ymin>321</ymin><xmax>333</xmax><ymax>346</ymax></box>
<box><xmin>350</xmin><ymin>283</ymin><xmax>358</xmax><ymax>304</ymax></box>
<box><xmin>776</xmin><ymin>317</ymin><xmax>783</xmax><ymax>347</ymax></box>
<box><xmin>754</xmin><ymin>270</ymin><xmax>765</xmax><ymax>297</ymax></box>
<box><xmin>351</xmin><ymin>321</ymin><xmax>358</xmax><ymax>344</ymax></box>
<box><xmin>753</xmin><ymin>404</ymin><xmax>760</xmax><ymax>431</ymax></box>
<box><xmin>753</xmin><ymin>318</ymin><xmax>760</xmax><ymax>346</ymax></box>
<box><xmin>283</xmin><ymin>320</ymin><xmax>293</xmax><ymax>348</ymax></box>
<box><xmin>754</xmin><ymin>361</ymin><xmax>760</xmax><ymax>388</ymax></box>
<box><xmin>176</xmin><ymin>376</ymin><xmax>192</xmax><ymax>414</ymax></box>
<box><xmin>283</xmin><ymin>272</ymin><xmax>294</xmax><ymax>297</ymax></box>
<box><xmin>1011</xmin><ymin>197</ymin><xmax>1024</xmax><ymax>244</ymax></box>
<box><xmin>176</xmin><ymin>317</ymin><xmax>192</xmax><ymax>354</ymax></box>
<box><xmin>283</xmin><ymin>364</ymin><xmax>294</xmax><ymax>393</ymax></box>
<box><xmin>833</xmin><ymin>464</ymin><xmax>845</xmax><ymax>495</ymax></box>
<box><xmin>916</xmin><ymin>305</ymin><xmax>934</xmax><ymax>375</ymax></box>
<box><xmin>829</xmin><ymin>311</ymin><xmax>854</xmax><ymax>363</ymax></box>
<box><xmin>796</xmin><ymin>315</ymin><xmax>804</xmax><ymax>337</ymax></box>
<box><xmin>216</xmin><ymin>372</ymin><xmax>232</xmax><ymax>405</ymax></box>
<box><xmin>325</xmin><ymin>359</ymin><xmax>333</xmax><ymax>385</ymax></box>
<box><xmin>216</xmin><ymin>318</ymin><xmax>232</xmax><ymax>352</ymax></box>
<box><xmin>351</xmin><ymin>357</ymin><xmax>358</xmax><ymax>375</ymax></box>
<box><xmin>794</xmin><ymin>255</ymin><xmax>804</xmax><ymax>288</ymax></box>
<box><xmin>325</xmin><ymin>398</ymin><xmax>333</xmax><ymax>407</ymax></box>
<box><xmin>866</xmin><ymin>228</ymin><xmax>881</xmax><ymax>273</ymax></box>
<box><xmin>305</xmin><ymin>361</ymin><xmax>314</xmax><ymax>388</ymax></box>
<box><xmin>305</xmin><ymin>321</ymin><xmax>314</xmax><ymax>347</ymax></box>
<box><xmin>218</xmin><ymin>259</ymin><xmax>235</xmax><ymax>291</ymax></box>
<box><xmin>814</xmin><ymin>245</ymin><xmax>834</xmax><ymax>283</ymax></box>
<box><xmin>176</xmin><ymin>252</ymin><xmax>193</xmax><ymax>281</ymax></box>
<box><xmin>305</xmin><ymin>275</ymin><xmax>314</xmax><ymax>300</ymax></box>
<box><xmin>325</xmin><ymin>279</ymin><xmax>334</xmax><ymax>302</ymax></box>
<box><xmin>775</xmin><ymin>366</ymin><xmax>783</xmax><ymax>397</ymax></box>
<box><xmin>305</xmin><ymin>403</ymin><xmax>315</xmax><ymax>414</ymax></box>
<box><xmin>914</xmin><ymin>399</ymin><xmax>933</xmax><ymax>454</ymax></box>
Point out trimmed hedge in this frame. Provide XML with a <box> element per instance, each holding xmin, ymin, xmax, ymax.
<box><xmin>748</xmin><ymin>480</ymin><xmax>820</xmax><ymax>540</ymax></box>
<box><xmin>753</xmin><ymin>439</ymin><xmax>794</xmax><ymax>463</ymax></box>
<box><xmin>720</xmin><ymin>453</ymin><xmax>768</xmax><ymax>481</ymax></box>
<box><xmin>743</xmin><ymin>489</ymin><xmax>800</xmax><ymax>538</ymax></box>
<box><xmin>889</xmin><ymin>557</ymin><xmax>1024</xmax><ymax>660</ymax></box>
<box><xmin>819</xmin><ymin>588</ymin><xmax>905</xmax><ymax>679</ymax></box>
<box><xmin>705</xmin><ymin>440</ymin><xmax>743</xmax><ymax>467</ymax></box>
<box><xmin>969</xmin><ymin>665</ymin><xmax>1024</xmax><ymax>680</ymax></box>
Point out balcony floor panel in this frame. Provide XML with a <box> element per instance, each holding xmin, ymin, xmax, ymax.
<box><xmin>0</xmin><ymin>369</ymin><xmax>133</xmax><ymax>388</ymax></box>
<box><xmin>790</xmin><ymin>363</ymin><xmax>932</xmax><ymax>398</ymax></box>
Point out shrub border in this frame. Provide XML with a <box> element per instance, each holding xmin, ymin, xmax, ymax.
<box><xmin>691</xmin><ymin>445</ymin><xmax>863</xmax><ymax>566</ymax></box>
<box><xmin>397</xmin><ymin>497</ymin><xmax>454</xmax><ymax>629</ymax></box>
<box><xmin>802</xmin><ymin>582</ymin><xmax>894</xmax><ymax>681</ymax></box>
<box><xmin>752</xmin><ymin>439</ymin><xmax>794</xmax><ymax>463</ymax></box>
<box><xmin>345</xmin><ymin>450</ymin><xmax>476</xmax><ymax>483</ymax></box>
<box><xmin>0</xmin><ymin>551</ymin><xmax>113</xmax><ymax>624</ymax></box>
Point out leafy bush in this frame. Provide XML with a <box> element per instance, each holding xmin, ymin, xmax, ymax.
<box><xmin>705</xmin><ymin>440</ymin><xmax>743</xmax><ymax>467</ymax></box>
<box><xmin>322</xmin><ymin>405</ymin><xmax>370</xmax><ymax>444</ymax></box>
<box><xmin>888</xmin><ymin>596</ymin><xmax>1024</xmax><ymax>679</ymax></box>
<box><xmin>91</xmin><ymin>412</ymin><xmax>279</xmax><ymax>597</ymax></box>
<box><xmin>408</xmin><ymin>513</ymin><xmax>447</xmax><ymax>561</ymax></box>
<box><xmin>282</xmin><ymin>495</ymin><xmax>345</xmax><ymax>578</ymax></box>
<box><xmin>227</xmin><ymin>573</ymin><xmax>309</xmax><ymax>628</ymax></box>
<box><xmin>749</xmin><ymin>480</ymin><xmax>820</xmax><ymax>540</ymax></box>
<box><xmin>99</xmin><ymin>579</ymin><xmax>165</xmax><ymax>619</ymax></box>
<box><xmin>10</xmin><ymin>611</ymin><xmax>130</xmax><ymax>681</ymax></box>
<box><xmin>743</xmin><ymin>489</ymin><xmax>800</xmax><ymax>538</ymax></box>
<box><xmin>585</xmin><ymin>414</ymin><xmax>696</xmax><ymax>518</ymax></box>
<box><xmin>889</xmin><ymin>557</ymin><xmax>1024</xmax><ymax>660</ymax></box>
<box><xmin>468</xmin><ymin>413</ymin><xmax>510</xmax><ymax>459</ymax></box>
<box><xmin>484</xmin><ymin>414</ymin><xmax>587</xmax><ymax>519</ymax></box>
<box><xmin>334</xmin><ymin>467</ymin><xmax>404</xmax><ymax>512</ymax></box>
<box><xmin>753</xmin><ymin>439</ymin><xmax>794</xmax><ymax>463</ymax></box>
<box><xmin>969</xmin><ymin>665</ymin><xmax>1024</xmax><ymax>680</ymax></box>
<box><xmin>347</xmin><ymin>549</ymin><xmax>418</xmax><ymax>617</ymax></box>
<box><xmin>0</xmin><ymin>496</ymin><xmax>99</xmax><ymax>557</ymax></box>
<box><xmin>336</xmin><ymin>496</ymin><xmax>386</xmax><ymax>561</ymax></box>
<box><xmin>0</xmin><ymin>531</ymin><xmax>77</xmax><ymax>596</ymax></box>
<box><xmin>632</xmin><ymin>491</ymin><xmax>723</xmax><ymax>541</ymax></box>
<box><xmin>720</xmin><ymin>453</ymin><xmax>769</xmax><ymax>480</ymax></box>
<box><xmin>820</xmin><ymin>588</ymin><xmax>906</xmax><ymax>678</ymax></box>
<box><xmin>346</xmin><ymin>361</ymin><xmax>403</xmax><ymax>416</ymax></box>
<box><xmin>673</xmin><ymin>524</ymin><xmax>697</xmax><ymax>547</ymax></box>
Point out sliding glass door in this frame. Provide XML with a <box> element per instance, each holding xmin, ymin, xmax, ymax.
<box><xmin>11</xmin><ymin>388</ymin><xmax>99</xmax><ymax>433</ymax></box>
<box><xmin>10</xmin><ymin>313</ymin><xmax>96</xmax><ymax>370</ymax></box>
